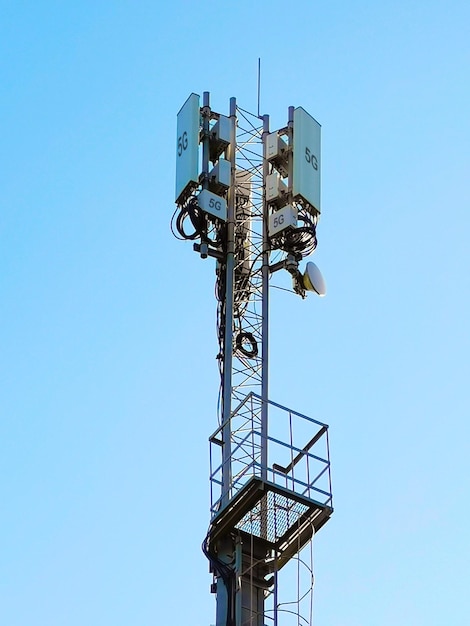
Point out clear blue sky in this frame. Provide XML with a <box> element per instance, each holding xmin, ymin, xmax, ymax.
<box><xmin>1</xmin><ymin>2</ymin><xmax>469</xmax><ymax>624</ymax></box>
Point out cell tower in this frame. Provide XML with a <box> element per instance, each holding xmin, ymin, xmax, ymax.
<box><xmin>172</xmin><ymin>92</ymin><xmax>333</xmax><ymax>626</ymax></box>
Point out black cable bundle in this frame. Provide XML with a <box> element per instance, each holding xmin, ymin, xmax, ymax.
<box><xmin>202</xmin><ymin>535</ymin><xmax>236</xmax><ymax>626</ymax></box>
<box><xmin>171</xmin><ymin>197</ymin><xmax>228</xmax><ymax>251</ymax></box>
<box><xmin>271</xmin><ymin>209</ymin><xmax>318</xmax><ymax>258</ymax></box>
<box><xmin>172</xmin><ymin>197</ymin><xmax>207</xmax><ymax>241</ymax></box>
<box><xmin>235</xmin><ymin>330</ymin><xmax>258</xmax><ymax>358</ymax></box>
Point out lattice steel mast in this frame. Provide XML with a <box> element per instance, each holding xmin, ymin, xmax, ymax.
<box><xmin>173</xmin><ymin>92</ymin><xmax>333</xmax><ymax>626</ymax></box>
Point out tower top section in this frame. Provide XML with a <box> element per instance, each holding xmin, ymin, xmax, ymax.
<box><xmin>171</xmin><ymin>91</ymin><xmax>333</xmax><ymax>626</ymax></box>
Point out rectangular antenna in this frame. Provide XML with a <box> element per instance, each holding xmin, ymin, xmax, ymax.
<box><xmin>175</xmin><ymin>93</ymin><xmax>200</xmax><ymax>203</ymax></box>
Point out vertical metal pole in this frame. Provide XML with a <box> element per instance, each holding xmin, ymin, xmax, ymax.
<box><xmin>221</xmin><ymin>96</ymin><xmax>237</xmax><ymax>506</ymax></box>
<box><xmin>261</xmin><ymin>114</ymin><xmax>270</xmax><ymax>479</ymax></box>
<box><xmin>216</xmin><ymin>97</ymin><xmax>237</xmax><ymax>626</ymax></box>
<box><xmin>235</xmin><ymin>536</ymin><xmax>242</xmax><ymax>626</ymax></box>
<box><xmin>200</xmin><ymin>92</ymin><xmax>211</xmax><ymax>259</ymax></box>
<box><xmin>202</xmin><ymin>92</ymin><xmax>210</xmax><ymax>189</ymax></box>
<box><xmin>287</xmin><ymin>106</ymin><xmax>294</xmax><ymax>196</ymax></box>
<box><xmin>273</xmin><ymin>567</ymin><xmax>279</xmax><ymax>626</ymax></box>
